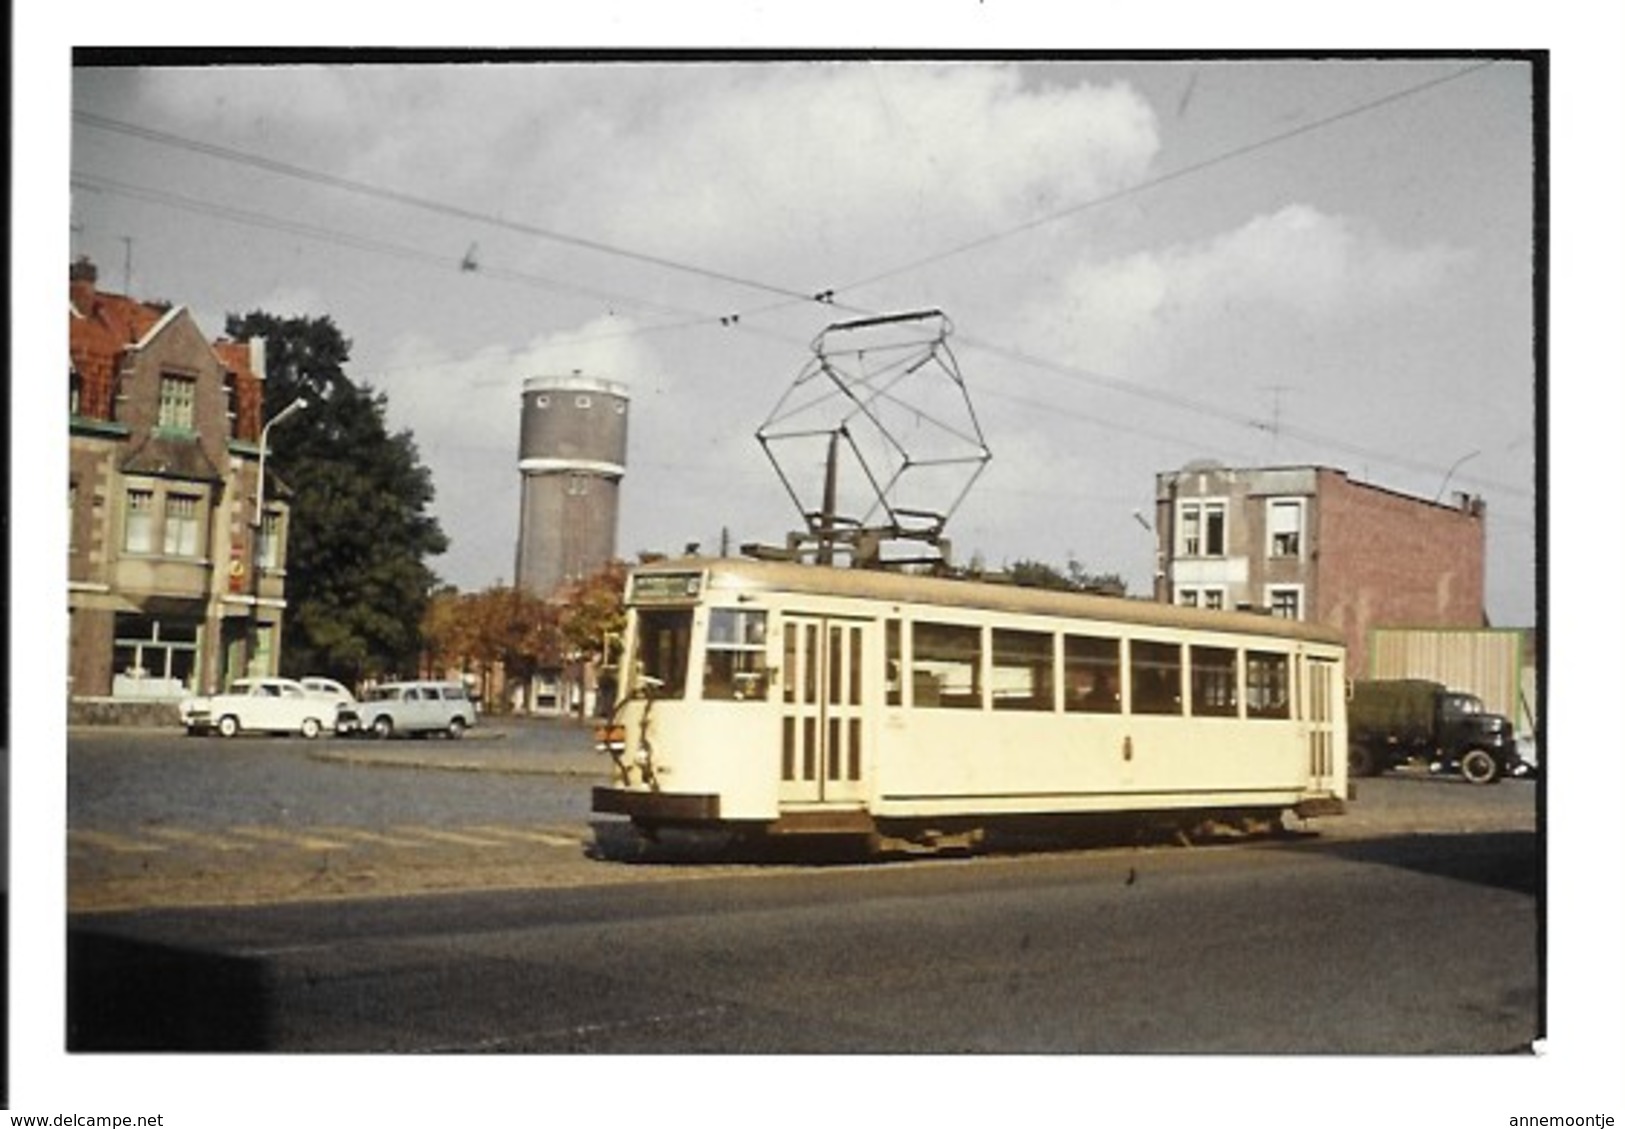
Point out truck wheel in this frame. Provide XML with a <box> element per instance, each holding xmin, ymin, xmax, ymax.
<box><xmin>1460</xmin><ymin>748</ymin><xmax>1502</xmax><ymax>785</ymax></box>
<box><xmin>1348</xmin><ymin>744</ymin><xmax>1381</xmax><ymax>778</ymax></box>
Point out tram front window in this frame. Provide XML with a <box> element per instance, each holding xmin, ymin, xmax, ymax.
<box><xmin>703</xmin><ymin>608</ymin><xmax>769</xmax><ymax>700</ymax></box>
<box><xmin>635</xmin><ymin>609</ymin><xmax>693</xmax><ymax>699</ymax></box>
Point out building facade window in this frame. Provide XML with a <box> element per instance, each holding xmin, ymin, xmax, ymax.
<box><xmin>158</xmin><ymin>375</ymin><xmax>197</xmax><ymax>431</ymax></box>
<box><xmin>256</xmin><ymin>511</ymin><xmax>283</xmax><ymax>569</ymax></box>
<box><xmin>1178</xmin><ymin>500</ymin><xmax>1226</xmax><ymax>557</ymax></box>
<box><xmin>1177</xmin><ymin>587</ymin><xmax>1226</xmax><ymax>611</ymax></box>
<box><xmin>124</xmin><ymin>489</ymin><xmax>156</xmax><ymax>554</ymax></box>
<box><xmin>1267</xmin><ymin>585</ymin><xmax>1303</xmax><ymax>620</ymax></box>
<box><xmin>163</xmin><ymin>493</ymin><xmax>202</xmax><ymax>557</ymax></box>
<box><xmin>1268</xmin><ymin>498</ymin><xmax>1305</xmax><ymax>558</ymax></box>
<box><xmin>113</xmin><ymin>613</ymin><xmax>200</xmax><ymax>691</ymax></box>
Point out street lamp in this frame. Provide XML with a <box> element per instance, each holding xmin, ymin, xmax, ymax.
<box><xmin>255</xmin><ymin>397</ymin><xmax>308</xmax><ymax>528</ymax></box>
<box><xmin>1433</xmin><ymin>450</ymin><xmax>1480</xmax><ymax>505</ymax></box>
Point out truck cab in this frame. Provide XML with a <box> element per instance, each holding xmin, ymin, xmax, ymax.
<box><xmin>1348</xmin><ymin>679</ymin><xmax>1519</xmax><ymax>784</ymax></box>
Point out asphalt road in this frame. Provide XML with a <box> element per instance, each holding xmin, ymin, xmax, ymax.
<box><xmin>68</xmin><ymin>824</ymin><xmax>1539</xmax><ymax>1054</ymax></box>
<box><xmin>64</xmin><ymin>722</ymin><xmax>1542</xmax><ymax>1056</ymax></box>
<box><xmin>66</xmin><ymin>721</ymin><xmax>1540</xmax><ymax>911</ymax></box>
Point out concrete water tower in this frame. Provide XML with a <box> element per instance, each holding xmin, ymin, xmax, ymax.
<box><xmin>515</xmin><ymin>374</ymin><xmax>629</xmax><ymax>594</ymax></box>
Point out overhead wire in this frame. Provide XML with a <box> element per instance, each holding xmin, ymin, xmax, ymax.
<box><xmin>74</xmin><ymin>109</ymin><xmax>830</xmax><ymax>309</ymax></box>
<box><xmin>829</xmin><ymin>59</ymin><xmax>1503</xmax><ymax>297</ymax></box>
<box><xmin>71</xmin><ymin>60</ymin><xmax>1527</xmax><ymax>502</ymax></box>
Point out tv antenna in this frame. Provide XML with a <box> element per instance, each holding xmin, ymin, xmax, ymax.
<box><xmin>753</xmin><ymin>308</ymin><xmax>991</xmax><ymax>570</ymax></box>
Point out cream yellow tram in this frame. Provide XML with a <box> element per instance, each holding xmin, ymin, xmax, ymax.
<box><xmin>592</xmin><ymin>558</ymin><xmax>1347</xmax><ymax>850</ymax></box>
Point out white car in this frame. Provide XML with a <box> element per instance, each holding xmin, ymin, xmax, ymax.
<box><xmin>180</xmin><ymin>676</ymin><xmax>341</xmax><ymax>738</ymax></box>
<box><xmin>357</xmin><ymin>680</ymin><xmax>477</xmax><ymax>739</ymax></box>
<box><xmin>299</xmin><ymin>676</ymin><xmax>362</xmax><ymax>736</ymax></box>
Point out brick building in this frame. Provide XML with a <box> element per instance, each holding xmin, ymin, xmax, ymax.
<box><xmin>68</xmin><ymin>257</ymin><xmax>293</xmax><ymax>705</ymax></box>
<box><xmin>1152</xmin><ymin>463</ymin><xmax>1486</xmax><ymax>676</ymax></box>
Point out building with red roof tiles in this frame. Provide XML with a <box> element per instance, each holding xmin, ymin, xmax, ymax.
<box><xmin>69</xmin><ymin>256</ymin><xmax>294</xmax><ymax>708</ymax></box>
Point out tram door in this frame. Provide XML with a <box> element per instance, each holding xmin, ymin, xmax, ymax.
<box><xmin>780</xmin><ymin>616</ymin><xmax>870</xmax><ymax>807</ymax></box>
<box><xmin>1302</xmin><ymin>656</ymin><xmax>1339</xmax><ymax>790</ymax></box>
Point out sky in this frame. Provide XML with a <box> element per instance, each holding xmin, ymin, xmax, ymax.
<box><xmin>64</xmin><ymin>55</ymin><xmax>1541</xmax><ymax>620</ymax></box>
<box><xmin>14</xmin><ymin>4</ymin><xmax>1625</xmax><ymax>1125</ymax></box>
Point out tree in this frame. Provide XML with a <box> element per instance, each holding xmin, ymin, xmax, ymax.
<box><xmin>226</xmin><ymin>312</ymin><xmax>449</xmax><ymax>684</ymax></box>
<box><xmin>556</xmin><ymin>560</ymin><xmax>631</xmax><ymax>718</ymax></box>
<box><xmin>1006</xmin><ymin>558</ymin><xmax>1127</xmax><ymax>597</ymax></box>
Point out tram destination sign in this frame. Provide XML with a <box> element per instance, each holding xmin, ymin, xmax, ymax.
<box><xmin>630</xmin><ymin>571</ymin><xmax>704</xmax><ymax>604</ymax></box>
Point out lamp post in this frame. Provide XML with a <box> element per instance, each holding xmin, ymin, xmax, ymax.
<box><xmin>1132</xmin><ymin>509</ymin><xmax>1166</xmax><ymax>602</ymax></box>
<box><xmin>245</xmin><ymin>396</ymin><xmax>307</xmax><ymax>680</ymax></box>
<box><xmin>255</xmin><ymin>397</ymin><xmax>308</xmax><ymax>528</ymax></box>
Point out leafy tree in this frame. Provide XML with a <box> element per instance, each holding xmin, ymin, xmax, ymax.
<box><xmin>1005</xmin><ymin>558</ymin><xmax>1127</xmax><ymax>597</ymax></box>
<box><xmin>226</xmin><ymin>311</ymin><xmax>448</xmax><ymax>684</ymax></box>
<box><xmin>557</xmin><ymin>560</ymin><xmax>631</xmax><ymax>717</ymax></box>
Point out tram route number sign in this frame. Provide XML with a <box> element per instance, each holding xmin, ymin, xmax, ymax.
<box><xmin>630</xmin><ymin>571</ymin><xmax>704</xmax><ymax>604</ymax></box>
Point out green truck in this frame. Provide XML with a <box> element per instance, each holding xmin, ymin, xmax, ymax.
<box><xmin>1347</xmin><ymin>679</ymin><xmax>1521</xmax><ymax>785</ymax></box>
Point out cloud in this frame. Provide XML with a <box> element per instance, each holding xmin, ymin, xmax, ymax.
<box><xmin>1042</xmin><ymin>204</ymin><xmax>1463</xmax><ymax>372</ymax></box>
<box><xmin>510</xmin><ymin>64</ymin><xmax>1162</xmax><ymax>284</ymax></box>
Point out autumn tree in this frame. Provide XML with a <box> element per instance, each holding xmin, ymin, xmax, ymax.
<box><xmin>555</xmin><ymin>560</ymin><xmax>631</xmax><ymax>718</ymax></box>
<box><xmin>226</xmin><ymin>311</ymin><xmax>448</xmax><ymax>683</ymax></box>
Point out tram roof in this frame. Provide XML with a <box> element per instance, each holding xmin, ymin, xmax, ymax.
<box><xmin>633</xmin><ymin>557</ymin><xmax>1346</xmax><ymax>647</ymax></box>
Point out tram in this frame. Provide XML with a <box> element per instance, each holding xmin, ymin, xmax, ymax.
<box><xmin>592</xmin><ymin>557</ymin><xmax>1348</xmax><ymax>850</ymax></box>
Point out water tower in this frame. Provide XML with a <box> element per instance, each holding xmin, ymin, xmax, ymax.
<box><xmin>515</xmin><ymin>374</ymin><xmax>629</xmax><ymax>594</ymax></box>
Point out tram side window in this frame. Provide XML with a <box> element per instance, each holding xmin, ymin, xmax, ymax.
<box><xmin>1246</xmin><ymin>651</ymin><xmax>1291</xmax><ymax>719</ymax></box>
<box><xmin>913</xmin><ymin>622</ymin><xmax>982</xmax><ymax>709</ymax></box>
<box><xmin>885</xmin><ymin>619</ymin><xmax>902</xmax><ymax>706</ymax></box>
<box><xmin>992</xmin><ymin>629</ymin><xmax>1054</xmax><ymax>711</ymax></box>
<box><xmin>1129</xmin><ymin>640</ymin><xmax>1183</xmax><ymax>715</ymax></box>
<box><xmin>1064</xmin><ymin>634</ymin><xmax>1121</xmax><ymax>713</ymax></box>
<box><xmin>703</xmin><ymin>608</ymin><xmax>769</xmax><ymax>700</ymax></box>
<box><xmin>635</xmin><ymin>609</ymin><xmax>692</xmax><ymax>699</ymax></box>
<box><xmin>1191</xmin><ymin>646</ymin><xmax>1238</xmax><ymax>717</ymax></box>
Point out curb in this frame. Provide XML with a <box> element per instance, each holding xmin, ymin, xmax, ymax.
<box><xmin>308</xmin><ymin>747</ymin><xmax>605</xmax><ymax>778</ymax></box>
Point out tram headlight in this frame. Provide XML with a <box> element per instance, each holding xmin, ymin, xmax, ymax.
<box><xmin>595</xmin><ymin>724</ymin><xmax>627</xmax><ymax>757</ymax></box>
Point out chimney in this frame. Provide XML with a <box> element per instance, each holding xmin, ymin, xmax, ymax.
<box><xmin>69</xmin><ymin>256</ymin><xmax>98</xmax><ymax>314</ymax></box>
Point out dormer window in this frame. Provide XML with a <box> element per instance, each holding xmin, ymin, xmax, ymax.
<box><xmin>158</xmin><ymin>374</ymin><xmax>196</xmax><ymax>432</ymax></box>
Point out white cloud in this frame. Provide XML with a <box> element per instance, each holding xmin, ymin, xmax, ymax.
<box><xmin>1042</xmin><ymin>204</ymin><xmax>1463</xmax><ymax>372</ymax></box>
<box><xmin>525</xmin><ymin>64</ymin><xmax>1162</xmax><ymax>282</ymax></box>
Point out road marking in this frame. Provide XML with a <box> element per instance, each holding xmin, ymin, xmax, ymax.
<box><xmin>69</xmin><ymin>822</ymin><xmax>581</xmax><ymax>855</ymax></box>
<box><xmin>68</xmin><ymin>829</ymin><xmax>167</xmax><ymax>854</ymax></box>
<box><xmin>463</xmin><ymin>825</ymin><xmax>582</xmax><ymax>848</ymax></box>
<box><xmin>228</xmin><ymin>826</ymin><xmax>354</xmax><ymax>851</ymax></box>
<box><xmin>309</xmin><ymin>826</ymin><xmax>435</xmax><ymax>849</ymax></box>
<box><xmin>392</xmin><ymin>825</ymin><xmax>513</xmax><ymax>848</ymax></box>
<box><xmin>142</xmin><ymin>826</ymin><xmax>258</xmax><ymax>851</ymax></box>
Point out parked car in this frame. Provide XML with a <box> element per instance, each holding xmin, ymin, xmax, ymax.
<box><xmin>298</xmin><ymin>676</ymin><xmax>362</xmax><ymax>736</ymax></box>
<box><xmin>356</xmin><ymin>680</ymin><xmax>476</xmax><ymax>739</ymax></box>
<box><xmin>180</xmin><ymin>676</ymin><xmax>341</xmax><ymax>738</ymax></box>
